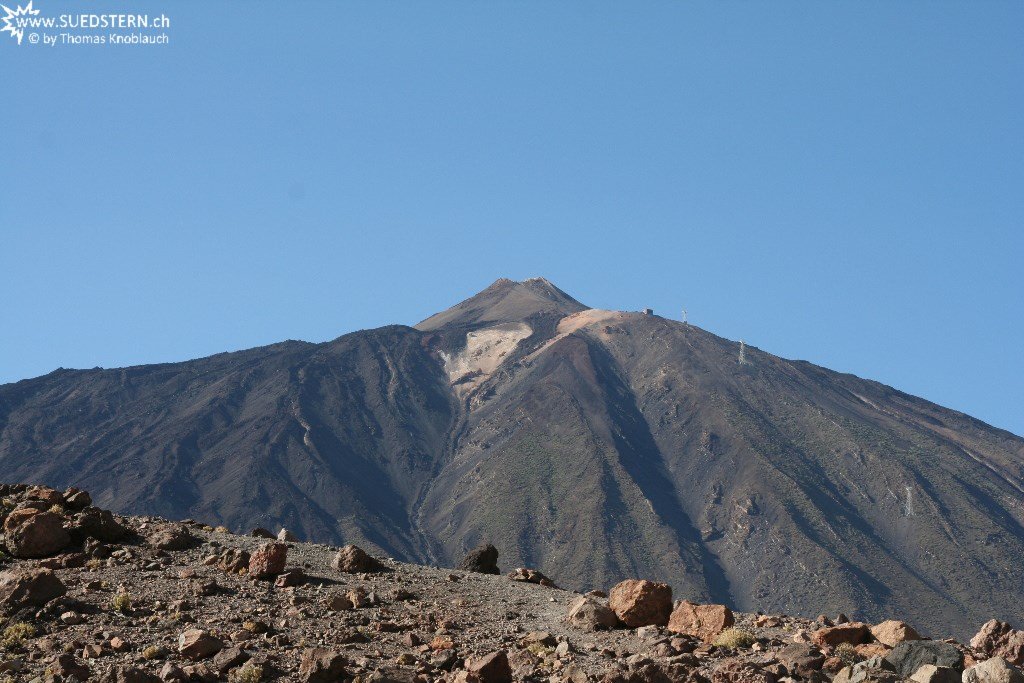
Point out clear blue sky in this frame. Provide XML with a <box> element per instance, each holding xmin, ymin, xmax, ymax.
<box><xmin>2</xmin><ymin>2</ymin><xmax>1022</xmax><ymax>436</ymax></box>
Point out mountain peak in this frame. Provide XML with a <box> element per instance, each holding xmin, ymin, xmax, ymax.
<box><xmin>415</xmin><ymin>277</ymin><xmax>588</xmax><ymax>331</ymax></box>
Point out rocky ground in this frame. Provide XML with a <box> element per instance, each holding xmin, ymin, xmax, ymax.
<box><xmin>2</xmin><ymin>484</ymin><xmax>1024</xmax><ymax>683</ymax></box>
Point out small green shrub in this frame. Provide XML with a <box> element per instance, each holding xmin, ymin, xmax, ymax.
<box><xmin>228</xmin><ymin>663</ymin><xmax>264</xmax><ymax>683</ymax></box>
<box><xmin>713</xmin><ymin>627</ymin><xmax>756</xmax><ymax>649</ymax></box>
<box><xmin>111</xmin><ymin>592</ymin><xmax>132</xmax><ymax>613</ymax></box>
<box><xmin>834</xmin><ymin>642</ymin><xmax>861</xmax><ymax>664</ymax></box>
<box><xmin>1</xmin><ymin>622</ymin><xmax>36</xmax><ymax>649</ymax></box>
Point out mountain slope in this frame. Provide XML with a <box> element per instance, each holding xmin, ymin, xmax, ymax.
<box><xmin>1</xmin><ymin>278</ymin><xmax>1022</xmax><ymax>638</ymax></box>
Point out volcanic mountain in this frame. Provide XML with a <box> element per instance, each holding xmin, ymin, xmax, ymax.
<box><xmin>1</xmin><ymin>277</ymin><xmax>1022</xmax><ymax>638</ymax></box>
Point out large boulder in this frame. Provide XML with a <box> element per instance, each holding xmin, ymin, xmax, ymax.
<box><xmin>884</xmin><ymin>641</ymin><xmax>964</xmax><ymax>677</ymax></box>
<box><xmin>812</xmin><ymin>623</ymin><xmax>872</xmax><ymax>648</ymax></box>
<box><xmin>0</xmin><ymin>567</ymin><xmax>66</xmax><ymax>610</ymax></box>
<box><xmin>608</xmin><ymin>579</ymin><xmax>672</xmax><ymax>628</ymax></box>
<box><xmin>972</xmin><ymin>621</ymin><xmax>1024</xmax><ymax>665</ymax></box>
<box><xmin>871</xmin><ymin>620</ymin><xmax>921</xmax><ymax>647</ymax></box>
<box><xmin>458</xmin><ymin>544</ymin><xmax>500</xmax><ymax>575</ymax></box>
<box><xmin>668</xmin><ymin>600</ymin><xmax>735</xmax><ymax>642</ymax></box>
<box><xmin>332</xmin><ymin>545</ymin><xmax>385</xmax><ymax>573</ymax></box>
<box><xmin>566</xmin><ymin>595</ymin><xmax>618</xmax><ymax>631</ymax></box>
<box><xmin>963</xmin><ymin>657</ymin><xmax>1024</xmax><ymax>683</ymax></box>
<box><xmin>3</xmin><ymin>509</ymin><xmax>70</xmax><ymax>558</ymax></box>
<box><xmin>249</xmin><ymin>542</ymin><xmax>287</xmax><ymax>578</ymax></box>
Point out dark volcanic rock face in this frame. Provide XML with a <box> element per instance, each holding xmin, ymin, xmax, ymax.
<box><xmin>1</xmin><ymin>277</ymin><xmax>1023</xmax><ymax>639</ymax></box>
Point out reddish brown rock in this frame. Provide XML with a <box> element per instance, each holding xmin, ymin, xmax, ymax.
<box><xmin>26</xmin><ymin>485</ymin><xmax>64</xmax><ymax>505</ymax></box>
<box><xmin>566</xmin><ymin>595</ymin><xmax>618</xmax><ymax>631</ymax></box>
<box><xmin>298</xmin><ymin>648</ymin><xmax>347</xmax><ymax>683</ymax></box>
<box><xmin>325</xmin><ymin>592</ymin><xmax>354</xmax><ymax>611</ymax></box>
<box><xmin>62</xmin><ymin>488</ymin><xmax>92</xmax><ymax>510</ymax></box>
<box><xmin>972</xmin><ymin>621</ymin><xmax>1024</xmax><ymax>665</ymax></box>
<box><xmin>871</xmin><ymin>620</ymin><xmax>921</xmax><ymax>647</ymax></box>
<box><xmin>466</xmin><ymin>650</ymin><xmax>513</xmax><ymax>683</ymax></box>
<box><xmin>105</xmin><ymin>666</ymin><xmax>161</xmax><ymax>683</ymax></box>
<box><xmin>776</xmin><ymin>644</ymin><xmax>826</xmax><ymax>677</ymax></box>
<box><xmin>0</xmin><ymin>567</ymin><xmax>66</xmax><ymax>610</ymax></box>
<box><xmin>248</xmin><ymin>542</ymin><xmax>287</xmax><ymax>578</ymax></box>
<box><xmin>668</xmin><ymin>600</ymin><xmax>735</xmax><ymax>642</ymax></box>
<box><xmin>822</xmin><ymin>657</ymin><xmax>849</xmax><ymax>676</ymax></box>
<box><xmin>508</xmin><ymin>567</ymin><xmax>556</xmax><ymax>587</ymax></box>
<box><xmin>331</xmin><ymin>544</ymin><xmax>384</xmax><ymax>573</ymax></box>
<box><xmin>50</xmin><ymin>654</ymin><xmax>90</xmax><ymax>681</ymax></box>
<box><xmin>159</xmin><ymin>663</ymin><xmax>188</xmax><ymax>682</ymax></box>
<box><xmin>148</xmin><ymin>524</ymin><xmax>195</xmax><ymax>551</ymax></box>
<box><xmin>274</xmin><ymin>569</ymin><xmax>306</xmax><ymax>587</ymax></box>
<box><xmin>856</xmin><ymin>643</ymin><xmax>891</xmax><ymax>659</ymax></box>
<box><xmin>608</xmin><ymin>579</ymin><xmax>673</xmax><ymax>628</ymax></box>
<box><xmin>431</xmin><ymin>635</ymin><xmax>455</xmax><ymax>651</ymax></box>
<box><xmin>177</xmin><ymin>629</ymin><xmax>224</xmax><ymax>660</ymax></box>
<box><xmin>712</xmin><ymin>658</ymin><xmax>778</xmax><ymax>683</ymax></box>
<box><xmin>211</xmin><ymin>646</ymin><xmax>249</xmax><ymax>673</ymax></box>
<box><xmin>811</xmin><ymin>622</ymin><xmax>871</xmax><ymax>648</ymax></box>
<box><xmin>3</xmin><ymin>509</ymin><xmax>70</xmax><ymax>558</ymax></box>
<box><xmin>218</xmin><ymin>548</ymin><xmax>250</xmax><ymax>573</ymax></box>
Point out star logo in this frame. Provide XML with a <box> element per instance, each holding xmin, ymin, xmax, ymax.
<box><xmin>1</xmin><ymin>1</ymin><xmax>40</xmax><ymax>45</ymax></box>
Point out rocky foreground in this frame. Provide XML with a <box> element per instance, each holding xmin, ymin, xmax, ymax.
<box><xmin>2</xmin><ymin>484</ymin><xmax>1024</xmax><ymax>683</ymax></box>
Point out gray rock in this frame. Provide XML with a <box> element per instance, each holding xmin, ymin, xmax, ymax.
<box><xmin>458</xmin><ymin>544</ymin><xmax>500</xmax><ymax>574</ymax></box>
<box><xmin>833</xmin><ymin>657</ymin><xmax>900</xmax><ymax>683</ymax></box>
<box><xmin>885</xmin><ymin>641</ymin><xmax>965</xmax><ymax>677</ymax></box>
